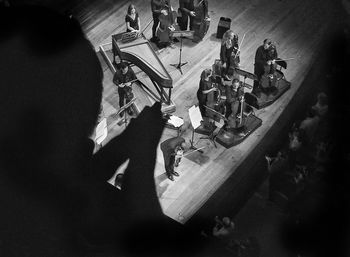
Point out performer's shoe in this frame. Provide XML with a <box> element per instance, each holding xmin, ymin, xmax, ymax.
<box><xmin>167</xmin><ymin>174</ymin><xmax>174</xmax><ymax>181</ymax></box>
<box><xmin>173</xmin><ymin>38</ymin><xmax>179</xmax><ymax>43</ymax></box>
<box><xmin>172</xmin><ymin>171</ymin><xmax>179</xmax><ymax>177</ymax></box>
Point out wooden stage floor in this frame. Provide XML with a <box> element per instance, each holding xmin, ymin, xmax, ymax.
<box><xmin>78</xmin><ymin>0</ymin><xmax>336</xmax><ymax>224</ymax></box>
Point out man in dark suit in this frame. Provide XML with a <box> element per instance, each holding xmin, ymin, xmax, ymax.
<box><xmin>253</xmin><ymin>38</ymin><xmax>278</xmax><ymax>96</ymax></box>
<box><xmin>113</xmin><ymin>62</ymin><xmax>137</xmax><ymax>115</ymax></box>
<box><xmin>160</xmin><ymin>136</ymin><xmax>186</xmax><ymax>180</ymax></box>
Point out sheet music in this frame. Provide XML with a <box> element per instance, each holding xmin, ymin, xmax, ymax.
<box><xmin>188</xmin><ymin>105</ymin><xmax>203</xmax><ymax>129</ymax></box>
<box><xmin>168</xmin><ymin>115</ymin><xmax>184</xmax><ymax>128</ymax></box>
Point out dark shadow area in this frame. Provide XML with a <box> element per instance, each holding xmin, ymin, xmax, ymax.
<box><xmin>0</xmin><ymin>4</ymin><xmax>230</xmax><ymax>257</ymax></box>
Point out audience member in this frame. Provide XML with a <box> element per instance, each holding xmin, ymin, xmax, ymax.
<box><xmin>312</xmin><ymin>92</ymin><xmax>328</xmax><ymax>118</ymax></box>
<box><xmin>299</xmin><ymin>108</ymin><xmax>320</xmax><ymax>145</ymax></box>
<box><xmin>212</xmin><ymin>216</ymin><xmax>235</xmax><ymax>244</ymax></box>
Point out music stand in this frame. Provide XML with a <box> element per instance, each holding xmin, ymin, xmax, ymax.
<box><xmin>170</xmin><ymin>30</ymin><xmax>194</xmax><ymax>75</ymax></box>
<box><xmin>234</xmin><ymin>68</ymin><xmax>258</xmax><ymax>81</ymax></box>
<box><xmin>200</xmin><ymin>106</ymin><xmax>227</xmax><ymax>148</ymax></box>
<box><xmin>188</xmin><ymin>105</ymin><xmax>204</xmax><ymax>153</ymax></box>
<box><xmin>116</xmin><ymin>97</ymin><xmax>137</xmax><ymax>128</ymax></box>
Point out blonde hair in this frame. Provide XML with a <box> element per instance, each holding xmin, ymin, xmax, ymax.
<box><xmin>222</xmin><ymin>30</ymin><xmax>236</xmax><ymax>46</ymax></box>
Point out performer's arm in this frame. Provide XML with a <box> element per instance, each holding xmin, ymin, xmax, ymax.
<box><xmin>151</xmin><ymin>0</ymin><xmax>163</xmax><ymax>14</ymax></box>
<box><xmin>137</xmin><ymin>15</ymin><xmax>141</xmax><ymax>32</ymax></box>
<box><xmin>126</xmin><ymin>21</ymin><xmax>136</xmax><ymax>32</ymax></box>
<box><xmin>220</xmin><ymin>44</ymin><xmax>227</xmax><ymax>64</ymax></box>
<box><xmin>113</xmin><ymin>72</ymin><xmax>122</xmax><ymax>86</ymax></box>
<box><xmin>180</xmin><ymin>0</ymin><xmax>192</xmax><ymax>15</ymax></box>
<box><xmin>204</xmin><ymin>0</ymin><xmax>209</xmax><ymax>18</ymax></box>
<box><xmin>202</xmin><ymin>87</ymin><xmax>216</xmax><ymax>94</ymax></box>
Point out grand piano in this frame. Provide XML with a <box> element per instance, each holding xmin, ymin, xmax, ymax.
<box><xmin>100</xmin><ymin>32</ymin><xmax>176</xmax><ymax>113</ymax></box>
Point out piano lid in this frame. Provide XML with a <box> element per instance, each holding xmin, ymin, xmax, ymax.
<box><xmin>112</xmin><ymin>33</ymin><xmax>173</xmax><ymax>88</ymax></box>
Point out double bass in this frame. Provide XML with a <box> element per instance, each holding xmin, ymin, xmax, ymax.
<box><xmin>192</xmin><ymin>0</ymin><xmax>210</xmax><ymax>42</ymax></box>
<box><xmin>157</xmin><ymin>0</ymin><xmax>178</xmax><ymax>45</ymax></box>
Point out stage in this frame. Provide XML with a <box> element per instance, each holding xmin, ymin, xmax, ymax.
<box><xmin>76</xmin><ymin>0</ymin><xmax>336</xmax><ymax>224</ymax></box>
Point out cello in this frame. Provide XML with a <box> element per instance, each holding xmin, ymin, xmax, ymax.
<box><xmin>260</xmin><ymin>44</ymin><xmax>278</xmax><ymax>93</ymax></box>
<box><xmin>157</xmin><ymin>0</ymin><xmax>178</xmax><ymax>46</ymax></box>
<box><xmin>226</xmin><ymin>81</ymin><xmax>246</xmax><ymax>132</ymax></box>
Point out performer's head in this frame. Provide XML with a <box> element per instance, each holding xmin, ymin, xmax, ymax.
<box><xmin>120</xmin><ymin>62</ymin><xmax>129</xmax><ymax>75</ymax></box>
<box><xmin>222</xmin><ymin>30</ymin><xmax>237</xmax><ymax>45</ymax></box>
<box><xmin>127</xmin><ymin>4</ymin><xmax>137</xmax><ymax>15</ymax></box>
<box><xmin>232</xmin><ymin>78</ymin><xmax>240</xmax><ymax>90</ymax></box>
<box><xmin>201</xmin><ymin>68</ymin><xmax>212</xmax><ymax>80</ymax></box>
<box><xmin>263</xmin><ymin>38</ymin><xmax>273</xmax><ymax>50</ymax></box>
<box><xmin>317</xmin><ymin>92</ymin><xmax>328</xmax><ymax>106</ymax></box>
<box><xmin>222</xmin><ymin>217</ymin><xmax>234</xmax><ymax>228</ymax></box>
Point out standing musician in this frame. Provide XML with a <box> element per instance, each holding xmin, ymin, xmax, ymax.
<box><xmin>178</xmin><ymin>0</ymin><xmax>196</xmax><ymax>30</ymax></box>
<box><xmin>192</xmin><ymin>0</ymin><xmax>210</xmax><ymax>42</ymax></box>
<box><xmin>125</xmin><ymin>4</ymin><xmax>141</xmax><ymax>33</ymax></box>
<box><xmin>157</xmin><ymin>1</ymin><xmax>178</xmax><ymax>48</ymax></box>
<box><xmin>253</xmin><ymin>38</ymin><xmax>278</xmax><ymax>96</ymax></box>
<box><xmin>197</xmin><ymin>69</ymin><xmax>218</xmax><ymax>116</ymax></box>
<box><xmin>225</xmin><ymin>78</ymin><xmax>245</xmax><ymax>129</ymax></box>
<box><xmin>220</xmin><ymin>30</ymin><xmax>240</xmax><ymax>80</ymax></box>
<box><xmin>160</xmin><ymin>136</ymin><xmax>187</xmax><ymax>181</ymax></box>
<box><xmin>113</xmin><ymin>62</ymin><xmax>137</xmax><ymax>116</ymax></box>
<box><xmin>150</xmin><ymin>0</ymin><xmax>168</xmax><ymax>43</ymax></box>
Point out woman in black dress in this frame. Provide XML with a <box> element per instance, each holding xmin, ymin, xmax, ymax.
<box><xmin>125</xmin><ymin>4</ymin><xmax>141</xmax><ymax>33</ymax></box>
<box><xmin>197</xmin><ymin>69</ymin><xmax>217</xmax><ymax>116</ymax></box>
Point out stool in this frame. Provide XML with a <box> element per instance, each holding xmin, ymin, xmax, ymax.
<box><xmin>216</xmin><ymin>17</ymin><xmax>231</xmax><ymax>39</ymax></box>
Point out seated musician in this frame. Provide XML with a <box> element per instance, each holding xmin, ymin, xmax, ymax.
<box><xmin>112</xmin><ymin>62</ymin><xmax>137</xmax><ymax>116</ymax></box>
<box><xmin>220</xmin><ymin>30</ymin><xmax>240</xmax><ymax>80</ymax></box>
<box><xmin>253</xmin><ymin>38</ymin><xmax>278</xmax><ymax>96</ymax></box>
<box><xmin>125</xmin><ymin>4</ymin><xmax>141</xmax><ymax>33</ymax></box>
<box><xmin>225</xmin><ymin>78</ymin><xmax>244</xmax><ymax>129</ymax></box>
<box><xmin>160</xmin><ymin>136</ymin><xmax>187</xmax><ymax>181</ymax></box>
